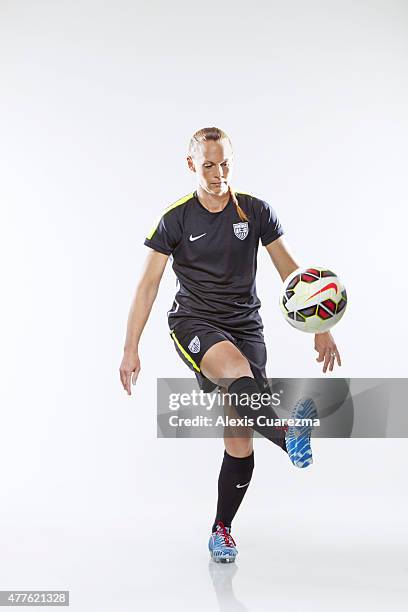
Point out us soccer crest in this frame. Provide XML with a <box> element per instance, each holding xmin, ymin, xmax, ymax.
<box><xmin>233</xmin><ymin>222</ymin><xmax>249</xmax><ymax>240</ymax></box>
<box><xmin>188</xmin><ymin>335</ymin><xmax>200</xmax><ymax>354</ymax></box>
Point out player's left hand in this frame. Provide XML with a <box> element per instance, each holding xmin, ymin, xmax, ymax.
<box><xmin>314</xmin><ymin>331</ymin><xmax>341</xmax><ymax>373</ymax></box>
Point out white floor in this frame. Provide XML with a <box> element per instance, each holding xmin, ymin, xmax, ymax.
<box><xmin>1</xmin><ymin>440</ymin><xmax>407</xmax><ymax>612</ymax></box>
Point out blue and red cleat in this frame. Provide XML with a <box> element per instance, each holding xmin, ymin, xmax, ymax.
<box><xmin>285</xmin><ymin>397</ymin><xmax>318</xmax><ymax>468</ymax></box>
<box><xmin>209</xmin><ymin>521</ymin><xmax>238</xmax><ymax>563</ymax></box>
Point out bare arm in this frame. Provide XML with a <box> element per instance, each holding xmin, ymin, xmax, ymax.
<box><xmin>264</xmin><ymin>236</ymin><xmax>299</xmax><ymax>281</ymax></box>
<box><xmin>120</xmin><ymin>249</ymin><xmax>169</xmax><ymax>394</ymax></box>
<box><xmin>123</xmin><ymin>249</ymin><xmax>169</xmax><ymax>351</ymax></box>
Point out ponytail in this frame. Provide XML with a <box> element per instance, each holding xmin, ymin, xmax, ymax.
<box><xmin>229</xmin><ymin>186</ymin><xmax>248</xmax><ymax>222</ymax></box>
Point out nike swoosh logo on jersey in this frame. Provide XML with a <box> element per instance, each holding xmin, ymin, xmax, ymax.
<box><xmin>305</xmin><ymin>282</ymin><xmax>338</xmax><ymax>302</ymax></box>
<box><xmin>236</xmin><ymin>481</ymin><xmax>250</xmax><ymax>489</ymax></box>
<box><xmin>189</xmin><ymin>233</ymin><xmax>207</xmax><ymax>242</ymax></box>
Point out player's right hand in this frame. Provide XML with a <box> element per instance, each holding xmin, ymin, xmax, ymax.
<box><xmin>119</xmin><ymin>350</ymin><xmax>141</xmax><ymax>395</ymax></box>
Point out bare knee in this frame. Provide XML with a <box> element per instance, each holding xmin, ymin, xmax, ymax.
<box><xmin>224</xmin><ymin>437</ymin><xmax>253</xmax><ymax>458</ymax></box>
<box><xmin>224</xmin><ymin>358</ymin><xmax>252</xmax><ymax>380</ymax></box>
<box><xmin>200</xmin><ymin>341</ymin><xmax>253</xmax><ymax>386</ymax></box>
<box><xmin>220</xmin><ymin>384</ymin><xmax>254</xmax><ymax>458</ymax></box>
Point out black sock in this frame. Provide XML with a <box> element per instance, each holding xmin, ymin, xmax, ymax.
<box><xmin>212</xmin><ymin>450</ymin><xmax>254</xmax><ymax>532</ymax></box>
<box><xmin>227</xmin><ymin>376</ymin><xmax>288</xmax><ymax>452</ymax></box>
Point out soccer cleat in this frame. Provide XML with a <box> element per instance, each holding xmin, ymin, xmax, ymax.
<box><xmin>208</xmin><ymin>521</ymin><xmax>238</xmax><ymax>563</ymax></box>
<box><xmin>285</xmin><ymin>397</ymin><xmax>318</xmax><ymax>468</ymax></box>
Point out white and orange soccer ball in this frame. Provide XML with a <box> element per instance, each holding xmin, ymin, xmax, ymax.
<box><xmin>279</xmin><ymin>267</ymin><xmax>347</xmax><ymax>333</ymax></box>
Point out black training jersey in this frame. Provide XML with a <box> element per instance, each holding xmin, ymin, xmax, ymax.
<box><xmin>143</xmin><ymin>190</ymin><xmax>284</xmax><ymax>338</ymax></box>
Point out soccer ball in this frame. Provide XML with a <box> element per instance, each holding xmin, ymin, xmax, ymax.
<box><xmin>280</xmin><ymin>267</ymin><xmax>347</xmax><ymax>333</ymax></box>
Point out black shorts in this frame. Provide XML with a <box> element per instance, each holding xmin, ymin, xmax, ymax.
<box><xmin>168</xmin><ymin>317</ymin><xmax>269</xmax><ymax>394</ymax></box>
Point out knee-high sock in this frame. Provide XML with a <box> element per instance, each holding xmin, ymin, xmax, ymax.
<box><xmin>212</xmin><ymin>450</ymin><xmax>254</xmax><ymax>532</ymax></box>
<box><xmin>227</xmin><ymin>376</ymin><xmax>287</xmax><ymax>452</ymax></box>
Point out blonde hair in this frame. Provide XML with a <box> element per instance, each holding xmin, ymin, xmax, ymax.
<box><xmin>188</xmin><ymin>127</ymin><xmax>249</xmax><ymax>222</ymax></box>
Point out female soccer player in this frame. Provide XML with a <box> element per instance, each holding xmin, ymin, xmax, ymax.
<box><xmin>119</xmin><ymin>127</ymin><xmax>341</xmax><ymax>563</ymax></box>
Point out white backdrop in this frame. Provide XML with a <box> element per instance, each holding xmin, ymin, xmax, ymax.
<box><xmin>1</xmin><ymin>1</ymin><xmax>407</xmax><ymax>611</ymax></box>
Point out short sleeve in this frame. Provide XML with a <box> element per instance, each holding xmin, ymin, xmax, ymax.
<box><xmin>144</xmin><ymin>210</ymin><xmax>182</xmax><ymax>255</ymax></box>
<box><xmin>259</xmin><ymin>200</ymin><xmax>284</xmax><ymax>246</ymax></box>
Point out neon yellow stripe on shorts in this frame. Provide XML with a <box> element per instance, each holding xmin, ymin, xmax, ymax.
<box><xmin>171</xmin><ymin>331</ymin><xmax>201</xmax><ymax>372</ymax></box>
<box><xmin>146</xmin><ymin>193</ymin><xmax>194</xmax><ymax>240</ymax></box>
